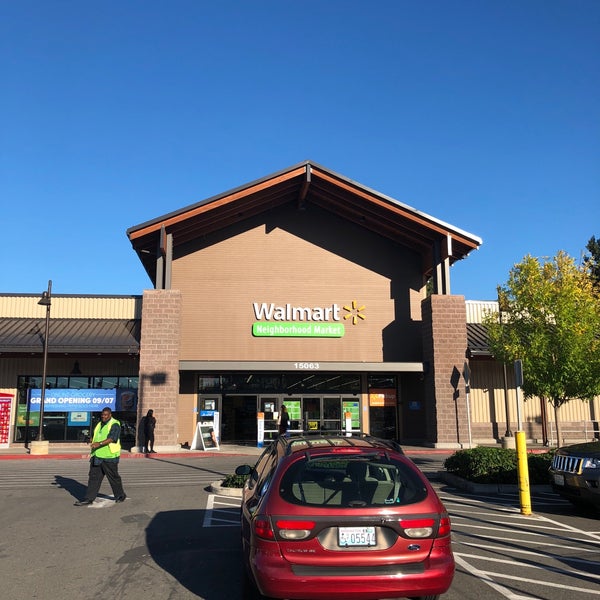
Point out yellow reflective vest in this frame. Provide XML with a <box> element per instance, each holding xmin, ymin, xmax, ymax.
<box><xmin>92</xmin><ymin>417</ymin><xmax>121</xmax><ymax>459</ymax></box>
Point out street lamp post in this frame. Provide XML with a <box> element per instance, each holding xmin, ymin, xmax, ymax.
<box><xmin>37</xmin><ymin>280</ymin><xmax>52</xmax><ymax>442</ymax></box>
<box><xmin>498</xmin><ymin>289</ymin><xmax>514</xmax><ymax>449</ymax></box>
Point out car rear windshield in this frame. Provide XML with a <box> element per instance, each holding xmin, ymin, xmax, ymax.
<box><xmin>279</xmin><ymin>454</ymin><xmax>428</xmax><ymax>508</ymax></box>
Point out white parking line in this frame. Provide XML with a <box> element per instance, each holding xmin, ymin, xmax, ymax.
<box><xmin>448</xmin><ymin>492</ymin><xmax>600</xmax><ymax>599</ymax></box>
<box><xmin>459</xmin><ymin>540</ymin><xmax>599</xmax><ymax>562</ymax></box>
<box><xmin>457</xmin><ymin>551</ymin><xmax>600</xmax><ymax>582</ymax></box>
<box><xmin>454</xmin><ymin>554</ymin><xmax>533</xmax><ymax>600</ymax></box>
<box><xmin>463</xmin><ymin>566</ymin><xmax>600</xmax><ymax>596</ymax></box>
<box><xmin>203</xmin><ymin>493</ymin><xmax>241</xmax><ymax>527</ymax></box>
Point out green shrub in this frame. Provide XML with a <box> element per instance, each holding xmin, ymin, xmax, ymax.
<box><xmin>443</xmin><ymin>447</ymin><xmax>554</xmax><ymax>485</ymax></box>
<box><xmin>527</xmin><ymin>451</ymin><xmax>555</xmax><ymax>483</ymax></box>
<box><xmin>221</xmin><ymin>473</ymin><xmax>248</xmax><ymax>488</ymax></box>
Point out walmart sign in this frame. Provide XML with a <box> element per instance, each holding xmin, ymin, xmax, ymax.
<box><xmin>251</xmin><ymin>301</ymin><xmax>366</xmax><ymax>337</ymax></box>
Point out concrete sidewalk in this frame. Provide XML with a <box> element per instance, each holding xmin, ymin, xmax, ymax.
<box><xmin>0</xmin><ymin>442</ymin><xmax>456</xmax><ymax>460</ymax></box>
<box><xmin>0</xmin><ymin>444</ymin><xmax>264</xmax><ymax>460</ymax></box>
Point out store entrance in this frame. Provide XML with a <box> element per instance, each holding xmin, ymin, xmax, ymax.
<box><xmin>219</xmin><ymin>394</ymin><xmax>362</xmax><ymax>444</ymax></box>
<box><xmin>221</xmin><ymin>395</ymin><xmax>257</xmax><ymax>444</ymax></box>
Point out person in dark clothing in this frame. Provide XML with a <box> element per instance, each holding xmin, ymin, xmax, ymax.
<box><xmin>144</xmin><ymin>409</ymin><xmax>157</xmax><ymax>453</ymax></box>
<box><xmin>279</xmin><ymin>405</ymin><xmax>290</xmax><ymax>438</ymax></box>
<box><xmin>75</xmin><ymin>407</ymin><xmax>126</xmax><ymax>506</ymax></box>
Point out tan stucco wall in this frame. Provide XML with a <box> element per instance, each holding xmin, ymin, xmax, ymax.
<box><xmin>172</xmin><ymin>204</ymin><xmax>425</xmax><ymax>363</ymax></box>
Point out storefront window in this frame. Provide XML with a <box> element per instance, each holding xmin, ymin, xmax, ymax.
<box><xmin>198</xmin><ymin>373</ymin><xmax>361</xmax><ymax>394</ymax></box>
<box><xmin>199</xmin><ymin>376</ymin><xmax>221</xmax><ymax>392</ymax></box>
<box><xmin>14</xmin><ymin>374</ymin><xmax>139</xmax><ymax>445</ymax></box>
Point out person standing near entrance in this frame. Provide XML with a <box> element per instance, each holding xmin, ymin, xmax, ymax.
<box><xmin>143</xmin><ymin>409</ymin><xmax>157</xmax><ymax>453</ymax></box>
<box><xmin>279</xmin><ymin>405</ymin><xmax>290</xmax><ymax>438</ymax></box>
<box><xmin>75</xmin><ymin>407</ymin><xmax>126</xmax><ymax>506</ymax></box>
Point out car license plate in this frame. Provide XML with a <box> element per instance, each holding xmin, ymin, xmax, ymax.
<box><xmin>553</xmin><ymin>473</ymin><xmax>565</xmax><ymax>486</ymax></box>
<box><xmin>338</xmin><ymin>526</ymin><xmax>376</xmax><ymax>547</ymax></box>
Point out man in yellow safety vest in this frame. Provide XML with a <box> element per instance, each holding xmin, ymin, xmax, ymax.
<box><xmin>75</xmin><ymin>406</ymin><xmax>127</xmax><ymax>506</ymax></box>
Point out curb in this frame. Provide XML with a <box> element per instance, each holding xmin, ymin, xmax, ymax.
<box><xmin>0</xmin><ymin>447</ymin><xmax>452</xmax><ymax>460</ymax></box>
<box><xmin>209</xmin><ymin>481</ymin><xmax>243</xmax><ymax>497</ymax></box>
<box><xmin>438</xmin><ymin>471</ymin><xmax>552</xmax><ymax>494</ymax></box>
<box><xmin>0</xmin><ymin>450</ymin><xmax>253</xmax><ymax>461</ymax></box>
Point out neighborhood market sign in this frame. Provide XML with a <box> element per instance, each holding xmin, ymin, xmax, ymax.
<box><xmin>252</xmin><ymin>300</ymin><xmax>365</xmax><ymax>338</ymax></box>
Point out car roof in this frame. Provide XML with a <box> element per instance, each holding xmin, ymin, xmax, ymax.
<box><xmin>277</xmin><ymin>434</ymin><xmax>405</xmax><ymax>457</ymax></box>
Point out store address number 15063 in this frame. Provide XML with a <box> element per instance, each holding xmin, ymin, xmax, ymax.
<box><xmin>293</xmin><ymin>362</ymin><xmax>320</xmax><ymax>370</ymax></box>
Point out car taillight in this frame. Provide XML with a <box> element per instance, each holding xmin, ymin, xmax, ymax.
<box><xmin>254</xmin><ymin>518</ymin><xmax>275</xmax><ymax>540</ymax></box>
<box><xmin>276</xmin><ymin>520</ymin><xmax>316</xmax><ymax>540</ymax></box>
<box><xmin>401</xmin><ymin>518</ymin><xmax>435</xmax><ymax>538</ymax></box>
<box><xmin>437</xmin><ymin>516</ymin><xmax>451</xmax><ymax>537</ymax></box>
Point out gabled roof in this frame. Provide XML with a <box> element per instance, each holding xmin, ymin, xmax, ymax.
<box><xmin>0</xmin><ymin>318</ymin><xmax>141</xmax><ymax>355</ymax></box>
<box><xmin>127</xmin><ymin>160</ymin><xmax>482</xmax><ymax>285</ymax></box>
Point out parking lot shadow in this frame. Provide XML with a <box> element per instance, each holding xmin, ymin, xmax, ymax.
<box><xmin>53</xmin><ymin>475</ymin><xmax>87</xmax><ymax>501</ymax></box>
<box><xmin>146</xmin><ymin>509</ymin><xmax>246</xmax><ymax>599</ymax></box>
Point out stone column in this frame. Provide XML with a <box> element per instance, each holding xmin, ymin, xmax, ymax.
<box><xmin>421</xmin><ymin>294</ymin><xmax>470</xmax><ymax>448</ymax></box>
<box><xmin>138</xmin><ymin>289</ymin><xmax>182</xmax><ymax>451</ymax></box>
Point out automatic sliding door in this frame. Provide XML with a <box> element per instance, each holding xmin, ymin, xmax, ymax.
<box><xmin>284</xmin><ymin>399</ymin><xmax>302</xmax><ymax>435</ymax></box>
<box><xmin>303</xmin><ymin>397</ymin><xmax>320</xmax><ymax>432</ymax></box>
<box><xmin>221</xmin><ymin>395</ymin><xmax>257</xmax><ymax>444</ymax></box>
<box><xmin>322</xmin><ymin>397</ymin><xmax>342</xmax><ymax>433</ymax></box>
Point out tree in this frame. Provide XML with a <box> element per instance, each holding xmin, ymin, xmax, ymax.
<box><xmin>484</xmin><ymin>251</ymin><xmax>600</xmax><ymax>446</ymax></box>
<box><xmin>583</xmin><ymin>235</ymin><xmax>600</xmax><ymax>291</ymax></box>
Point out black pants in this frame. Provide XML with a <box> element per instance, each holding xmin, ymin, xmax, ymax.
<box><xmin>84</xmin><ymin>458</ymin><xmax>125</xmax><ymax>501</ymax></box>
<box><xmin>145</xmin><ymin>431</ymin><xmax>154</xmax><ymax>451</ymax></box>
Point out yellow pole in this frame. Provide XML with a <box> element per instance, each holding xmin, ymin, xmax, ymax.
<box><xmin>515</xmin><ymin>430</ymin><xmax>531</xmax><ymax>515</ymax></box>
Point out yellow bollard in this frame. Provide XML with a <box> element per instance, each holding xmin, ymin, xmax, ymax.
<box><xmin>515</xmin><ymin>430</ymin><xmax>531</xmax><ymax>515</ymax></box>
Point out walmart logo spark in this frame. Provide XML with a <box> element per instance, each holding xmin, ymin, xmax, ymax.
<box><xmin>343</xmin><ymin>300</ymin><xmax>366</xmax><ymax>325</ymax></box>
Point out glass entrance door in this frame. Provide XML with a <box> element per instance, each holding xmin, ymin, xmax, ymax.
<box><xmin>292</xmin><ymin>396</ymin><xmax>344</xmax><ymax>434</ymax></box>
<box><xmin>260</xmin><ymin>396</ymin><xmax>279</xmax><ymax>442</ymax></box>
<box><xmin>221</xmin><ymin>395</ymin><xmax>257</xmax><ymax>444</ymax></box>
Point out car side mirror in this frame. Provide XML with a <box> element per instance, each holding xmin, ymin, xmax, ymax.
<box><xmin>235</xmin><ymin>464</ymin><xmax>253</xmax><ymax>476</ymax></box>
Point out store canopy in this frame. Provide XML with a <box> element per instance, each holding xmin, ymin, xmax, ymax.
<box><xmin>467</xmin><ymin>323</ymin><xmax>492</xmax><ymax>357</ymax></box>
<box><xmin>0</xmin><ymin>318</ymin><xmax>141</xmax><ymax>355</ymax></box>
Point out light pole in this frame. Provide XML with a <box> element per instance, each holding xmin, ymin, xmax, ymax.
<box><xmin>498</xmin><ymin>289</ymin><xmax>513</xmax><ymax>440</ymax></box>
<box><xmin>37</xmin><ymin>280</ymin><xmax>52</xmax><ymax>442</ymax></box>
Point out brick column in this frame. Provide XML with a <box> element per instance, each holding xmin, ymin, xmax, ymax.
<box><xmin>138</xmin><ymin>289</ymin><xmax>182</xmax><ymax>451</ymax></box>
<box><xmin>421</xmin><ymin>295</ymin><xmax>470</xmax><ymax>448</ymax></box>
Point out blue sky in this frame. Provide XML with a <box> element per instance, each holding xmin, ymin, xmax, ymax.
<box><xmin>2</xmin><ymin>1</ymin><xmax>598</xmax><ymax>300</ymax></box>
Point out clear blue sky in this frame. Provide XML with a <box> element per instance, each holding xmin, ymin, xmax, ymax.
<box><xmin>2</xmin><ymin>1</ymin><xmax>598</xmax><ymax>300</ymax></box>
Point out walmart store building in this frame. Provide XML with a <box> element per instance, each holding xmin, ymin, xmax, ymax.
<box><xmin>5</xmin><ymin>161</ymin><xmax>591</xmax><ymax>451</ymax></box>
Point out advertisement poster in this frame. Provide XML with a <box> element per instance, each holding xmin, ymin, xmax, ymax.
<box><xmin>369</xmin><ymin>389</ymin><xmax>397</xmax><ymax>407</ymax></box>
<box><xmin>0</xmin><ymin>393</ymin><xmax>13</xmax><ymax>448</ymax></box>
<box><xmin>29</xmin><ymin>388</ymin><xmax>117</xmax><ymax>412</ymax></box>
<box><xmin>342</xmin><ymin>400</ymin><xmax>360</xmax><ymax>429</ymax></box>
<box><xmin>27</xmin><ymin>388</ymin><xmax>138</xmax><ymax>413</ymax></box>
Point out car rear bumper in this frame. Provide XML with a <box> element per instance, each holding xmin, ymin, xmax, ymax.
<box><xmin>252</xmin><ymin>546</ymin><xmax>455</xmax><ymax>600</ymax></box>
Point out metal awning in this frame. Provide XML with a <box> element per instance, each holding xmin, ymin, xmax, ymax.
<box><xmin>467</xmin><ymin>323</ymin><xmax>492</xmax><ymax>357</ymax></box>
<box><xmin>0</xmin><ymin>318</ymin><xmax>141</xmax><ymax>355</ymax></box>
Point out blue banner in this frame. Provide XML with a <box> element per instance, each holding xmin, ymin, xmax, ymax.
<box><xmin>29</xmin><ymin>389</ymin><xmax>117</xmax><ymax>412</ymax></box>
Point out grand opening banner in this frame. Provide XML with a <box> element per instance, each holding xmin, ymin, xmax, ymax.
<box><xmin>28</xmin><ymin>389</ymin><xmax>137</xmax><ymax>412</ymax></box>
